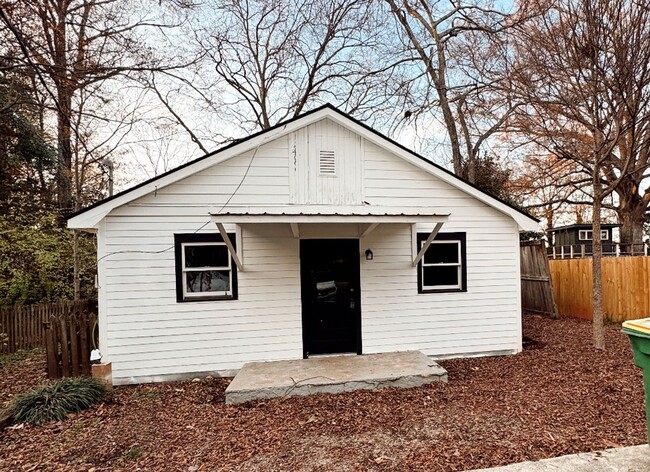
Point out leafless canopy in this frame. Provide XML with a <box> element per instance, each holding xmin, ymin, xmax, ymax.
<box><xmin>195</xmin><ymin>0</ymin><xmax>391</xmax><ymax>131</ymax></box>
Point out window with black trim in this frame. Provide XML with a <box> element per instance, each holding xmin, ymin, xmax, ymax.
<box><xmin>417</xmin><ymin>232</ymin><xmax>467</xmax><ymax>293</ymax></box>
<box><xmin>174</xmin><ymin>233</ymin><xmax>238</xmax><ymax>302</ymax></box>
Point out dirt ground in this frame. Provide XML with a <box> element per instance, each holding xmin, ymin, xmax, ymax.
<box><xmin>0</xmin><ymin>314</ymin><xmax>646</xmax><ymax>471</ymax></box>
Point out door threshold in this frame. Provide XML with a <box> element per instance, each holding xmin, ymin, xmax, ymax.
<box><xmin>308</xmin><ymin>352</ymin><xmax>358</xmax><ymax>358</ymax></box>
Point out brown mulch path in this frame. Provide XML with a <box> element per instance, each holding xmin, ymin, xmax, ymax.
<box><xmin>0</xmin><ymin>349</ymin><xmax>47</xmax><ymax>412</ymax></box>
<box><xmin>0</xmin><ymin>315</ymin><xmax>646</xmax><ymax>471</ymax></box>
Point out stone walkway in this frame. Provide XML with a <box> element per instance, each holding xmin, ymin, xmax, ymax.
<box><xmin>468</xmin><ymin>445</ymin><xmax>650</xmax><ymax>472</ymax></box>
<box><xmin>224</xmin><ymin>350</ymin><xmax>447</xmax><ymax>404</ymax></box>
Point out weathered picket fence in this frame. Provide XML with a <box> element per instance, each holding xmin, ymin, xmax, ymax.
<box><xmin>43</xmin><ymin>300</ymin><xmax>98</xmax><ymax>379</ymax></box>
<box><xmin>0</xmin><ymin>301</ymin><xmax>98</xmax><ymax>379</ymax></box>
<box><xmin>0</xmin><ymin>303</ymin><xmax>54</xmax><ymax>354</ymax></box>
<box><xmin>520</xmin><ymin>240</ymin><xmax>558</xmax><ymax>316</ymax></box>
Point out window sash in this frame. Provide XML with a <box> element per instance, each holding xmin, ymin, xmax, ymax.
<box><xmin>181</xmin><ymin>242</ymin><xmax>232</xmax><ymax>298</ymax></box>
<box><xmin>578</xmin><ymin>230</ymin><xmax>609</xmax><ymax>241</ymax></box>
<box><xmin>421</xmin><ymin>240</ymin><xmax>462</xmax><ymax>290</ymax></box>
<box><xmin>422</xmin><ymin>265</ymin><xmax>462</xmax><ymax>290</ymax></box>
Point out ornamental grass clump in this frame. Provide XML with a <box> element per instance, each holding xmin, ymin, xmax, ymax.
<box><xmin>10</xmin><ymin>377</ymin><xmax>105</xmax><ymax>425</ymax></box>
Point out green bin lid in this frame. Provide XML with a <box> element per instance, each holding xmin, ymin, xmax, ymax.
<box><xmin>622</xmin><ymin>319</ymin><xmax>650</xmax><ymax>339</ymax></box>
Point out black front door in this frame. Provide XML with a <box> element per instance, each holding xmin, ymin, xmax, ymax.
<box><xmin>300</xmin><ymin>239</ymin><xmax>361</xmax><ymax>357</ymax></box>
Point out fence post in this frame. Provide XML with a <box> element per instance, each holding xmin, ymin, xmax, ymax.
<box><xmin>44</xmin><ymin>319</ymin><xmax>59</xmax><ymax>379</ymax></box>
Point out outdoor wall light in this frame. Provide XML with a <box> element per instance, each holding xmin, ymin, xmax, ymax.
<box><xmin>365</xmin><ymin>249</ymin><xmax>374</xmax><ymax>261</ymax></box>
<box><xmin>90</xmin><ymin>349</ymin><xmax>102</xmax><ymax>365</ymax></box>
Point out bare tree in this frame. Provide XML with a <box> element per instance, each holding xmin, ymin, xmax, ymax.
<box><xmin>511</xmin><ymin>152</ymin><xmax>587</xmax><ymax>229</ymax></box>
<box><xmin>383</xmin><ymin>0</ymin><xmax>534</xmax><ymax>182</ymax></box>
<box><xmin>0</xmin><ymin>0</ymin><xmax>193</xmax><ymax>215</ymax></box>
<box><xmin>193</xmin><ymin>0</ymin><xmax>391</xmax><ymax>131</ymax></box>
<box><xmin>511</xmin><ymin>0</ymin><xmax>650</xmax><ymax>348</ymax></box>
<box><xmin>0</xmin><ymin>0</ymin><xmax>199</xmax><ymax>299</ymax></box>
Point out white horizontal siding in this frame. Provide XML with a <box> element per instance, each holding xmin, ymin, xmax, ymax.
<box><xmin>100</xmin><ymin>218</ymin><xmax>303</xmax><ymax>381</ymax></box>
<box><xmin>111</xmin><ymin>139</ymin><xmax>291</xmax><ymax>216</ymax></box>
<box><xmin>97</xmin><ymin>117</ymin><xmax>522</xmax><ymax>384</ymax></box>
<box><xmin>360</xmin><ymin>220</ymin><xmax>521</xmax><ymax>357</ymax></box>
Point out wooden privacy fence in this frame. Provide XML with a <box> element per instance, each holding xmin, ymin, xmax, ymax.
<box><xmin>44</xmin><ymin>300</ymin><xmax>97</xmax><ymax>379</ymax></box>
<box><xmin>1</xmin><ymin>303</ymin><xmax>57</xmax><ymax>354</ymax></box>
<box><xmin>549</xmin><ymin>256</ymin><xmax>650</xmax><ymax>322</ymax></box>
<box><xmin>520</xmin><ymin>240</ymin><xmax>558</xmax><ymax>316</ymax></box>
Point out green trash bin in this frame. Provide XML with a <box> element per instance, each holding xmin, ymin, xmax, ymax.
<box><xmin>622</xmin><ymin>319</ymin><xmax>650</xmax><ymax>443</ymax></box>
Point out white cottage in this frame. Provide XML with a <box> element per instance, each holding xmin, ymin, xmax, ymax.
<box><xmin>68</xmin><ymin>105</ymin><xmax>539</xmax><ymax>385</ymax></box>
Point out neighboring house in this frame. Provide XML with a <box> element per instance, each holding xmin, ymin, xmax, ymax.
<box><xmin>547</xmin><ymin>223</ymin><xmax>620</xmax><ymax>258</ymax></box>
<box><xmin>68</xmin><ymin>104</ymin><xmax>539</xmax><ymax>385</ymax></box>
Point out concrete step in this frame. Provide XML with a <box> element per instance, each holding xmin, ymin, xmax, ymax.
<box><xmin>467</xmin><ymin>445</ymin><xmax>650</xmax><ymax>472</ymax></box>
<box><xmin>225</xmin><ymin>350</ymin><xmax>447</xmax><ymax>404</ymax></box>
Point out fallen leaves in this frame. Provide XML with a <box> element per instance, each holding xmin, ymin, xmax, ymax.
<box><xmin>0</xmin><ymin>315</ymin><xmax>646</xmax><ymax>471</ymax></box>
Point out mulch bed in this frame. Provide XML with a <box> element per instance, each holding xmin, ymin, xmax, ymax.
<box><xmin>0</xmin><ymin>314</ymin><xmax>646</xmax><ymax>471</ymax></box>
<box><xmin>0</xmin><ymin>349</ymin><xmax>47</xmax><ymax>412</ymax></box>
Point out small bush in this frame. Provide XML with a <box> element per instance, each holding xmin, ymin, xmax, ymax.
<box><xmin>10</xmin><ymin>377</ymin><xmax>106</xmax><ymax>425</ymax></box>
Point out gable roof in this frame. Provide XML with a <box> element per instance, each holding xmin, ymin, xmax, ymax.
<box><xmin>68</xmin><ymin>104</ymin><xmax>539</xmax><ymax>231</ymax></box>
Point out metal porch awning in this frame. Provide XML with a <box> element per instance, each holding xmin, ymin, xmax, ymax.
<box><xmin>209</xmin><ymin>206</ymin><xmax>449</xmax><ymax>272</ymax></box>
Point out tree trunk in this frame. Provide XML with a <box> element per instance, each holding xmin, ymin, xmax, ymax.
<box><xmin>617</xmin><ymin>203</ymin><xmax>645</xmax><ymax>247</ymax></box>
<box><xmin>73</xmin><ymin>230</ymin><xmax>80</xmax><ymax>300</ymax></box>
<box><xmin>55</xmin><ymin>87</ymin><xmax>73</xmax><ymax>216</ymax></box>
<box><xmin>592</xmin><ymin>174</ymin><xmax>605</xmax><ymax>350</ymax></box>
<box><xmin>466</xmin><ymin>153</ymin><xmax>477</xmax><ymax>184</ymax></box>
<box><xmin>433</xmin><ymin>56</ymin><xmax>463</xmax><ymax>176</ymax></box>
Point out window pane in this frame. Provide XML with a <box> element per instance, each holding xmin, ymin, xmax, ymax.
<box><xmin>184</xmin><ymin>244</ymin><xmax>229</xmax><ymax>268</ymax></box>
<box><xmin>186</xmin><ymin>270</ymin><xmax>230</xmax><ymax>293</ymax></box>
<box><xmin>424</xmin><ymin>242</ymin><xmax>459</xmax><ymax>264</ymax></box>
<box><xmin>423</xmin><ymin>266</ymin><xmax>459</xmax><ymax>288</ymax></box>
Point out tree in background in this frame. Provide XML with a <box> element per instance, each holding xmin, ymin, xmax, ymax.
<box><xmin>0</xmin><ymin>70</ymin><xmax>55</xmax><ymax>215</ymax></box>
<box><xmin>0</xmin><ymin>203</ymin><xmax>96</xmax><ymax>304</ymax></box>
<box><xmin>192</xmin><ymin>0</ymin><xmax>395</xmax><ymax>131</ymax></box>
<box><xmin>510</xmin><ymin>152</ymin><xmax>588</xmax><ymax>229</ymax></box>
<box><xmin>0</xmin><ymin>0</ymin><xmax>194</xmax><ymax>216</ymax></box>
<box><xmin>511</xmin><ymin>0</ymin><xmax>650</xmax><ymax>348</ymax></box>
<box><xmin>0</xmin><ymin>0</ymin><xmax>197</xmax><ymax>301</ymax></box>
<box><xmin>383</xmin><ymin>0</ymin><xmax>536</xmax><ymax>183</ymax></box>
<box><xmin>0</xmin><ymin>62</ymin><xmax>96</xmax><ymax>304</ymax></box>
<box><xmin>512</xmin><ymin>0</ymin><xmax>650</xmax><ymax>249</ymax></box>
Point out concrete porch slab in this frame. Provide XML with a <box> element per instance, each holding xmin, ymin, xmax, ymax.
<box><xmin>225</xmin><ymin>351</ymin><xmax>447</xmax><ymax>404</ymax></box>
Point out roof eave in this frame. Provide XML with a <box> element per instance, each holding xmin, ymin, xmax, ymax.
<box><xmin>67</xmin><ymin>103</ymin><xmax>539</xmax><ymax>231</ymax></box>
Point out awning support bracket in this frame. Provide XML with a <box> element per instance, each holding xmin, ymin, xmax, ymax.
<box><xmin>360</xmin><ymin>222</ymin><xmax>379</xmax><ymax>238</ymax></box>
<box><xmin>412</xmin><ymin>222</ymin><xmax>444</xmax><ymax>267</ymax></box>
<box><xmin>215</xmin><ymin>222</ymin><xmax>245</xmax><ymax>272</ymax></box>
<box><xmin>290</xmin><ymin>223</ymin><xmax>300</xmax><ymax>239</ymax></box>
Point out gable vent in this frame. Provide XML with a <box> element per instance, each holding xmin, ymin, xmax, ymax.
<box><xmin>319</xmin><ymin>150</ymin><xmax>336</xmax><ymax>175</ymax></box>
